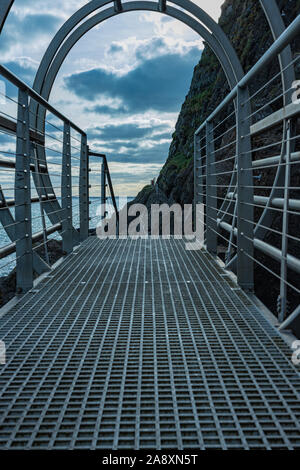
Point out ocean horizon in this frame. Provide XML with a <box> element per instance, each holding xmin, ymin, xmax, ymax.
<box><xmin>0</xmin><ymin>196</ymin><xmax>134</xmax><ymax>277</ymax></box>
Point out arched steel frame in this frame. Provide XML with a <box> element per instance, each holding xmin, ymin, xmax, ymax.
<box><xmin>0</xmin><ymin>0</ymin><xmax>13</xmax><ymax>34</ymax></box>
<box><xmin>0</xmin><ymin>0</ymin><xmax>296</xmax><ymax>286</ymax></box>
<box><xmin>28</xmin><ymin>0</ymin><xmax>248</xmax><ymax>240</ymax></box>
<box><xmin>221</xmin><ymin>0</ymin><xmax>297</xmax><ymax>276</ymax></box>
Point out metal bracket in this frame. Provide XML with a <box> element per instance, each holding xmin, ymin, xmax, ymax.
<box><xmin>158</xmin><ymin>0</ymin><xmax>166</xmax><ymax>12</ymax></box>
<box><xmin>114</xmin><ymin>0</ymin><xmax>122</xmax><ymax>12</ymax></box>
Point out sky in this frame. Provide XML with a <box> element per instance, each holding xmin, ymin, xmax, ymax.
<box><xmin>0</xmin><ymin>0</ymin><xmax>223</xmax><ymax>196</ymax></box>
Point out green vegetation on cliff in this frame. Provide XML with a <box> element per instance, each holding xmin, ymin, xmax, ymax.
<box><xmin>135</xmin><ymin>0</ymin><xmax>299</xmax><ymax>206</ymax></box>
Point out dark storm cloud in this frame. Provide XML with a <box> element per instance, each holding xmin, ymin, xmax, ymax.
<box><xmin>65</xmin><ymin>48</ymin><xmax>201</xmax><ymax>113</ymax></box>
<box><xmin>0</xmin><ymin>12</ymin><xmax>61</xmax><ymax>53</ymax></box>
<box><xmin>108</xmin><ymin>43</ymin><xmax>125</xmax><ymax>54</ymax></box>
<box><xmin>3</xmin><ymin>60</ymin><xmax>36</xmax><ymax>84</ymax></box>
<box><xmin>87</xmin><ymin>123</ymin><xmax>169</xmax><ymax>141</ymax></box>
<box><xmin>86</xmin><ymin>104</ymin><xmax>129</xmax><ymax>116</ymax></box>
<box><xmin>91</xmin><ymin>141</ymin><xmax>170</xmax><ymax>165</ymax></box>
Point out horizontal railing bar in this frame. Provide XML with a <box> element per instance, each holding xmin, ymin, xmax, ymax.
<box><xmin>252</xmin><ymin>151</ymin><xmax>300</xmax><ymax>168</ymax></box>
<box><xmin>0</xmin><ymin>64</ymin><xmax>86</xmax><ymax>136</ymax></box>
<box><xmin>0</xmin><ymin>194</ymin><xmax>56</xmax><ymax>209</ymax></box>
<box><xmin>279</xmin><ymin>305</ymin><xmax>300</xmax><ymax>331</ymax></box>
<box><xmin>250</xmin><ymin>102</ymin><xmax>300</xmax><ymax>136</ymax></box>
<box><xmin>0</xmin><ymin>115</ymin><xmax>45</xmax><ymax>145</ymax></box>
<box><xmin>88</xmin><ymin>151</ymin><xmax>106</xmax><ymax>158</ymax></box>
<box><xmin>195</xmin><ymin>14</ymin><xmax>300</xmax><ymax>135</ymax></box>
<box><xmin>0</xmin><ymin>222</ymin><xmax>62</xmax><ymax>260</ymax></box>
<box><xmin>218</xmin><ymin>219</ymin><xmax>300</xmax><ymax>274</ymax></box>
<box><xmin>0</xmin><ymin>157</ymin><xmax>47</xmax><ymax>173</ymax></box>
<box><xmin>198</xmin><ymin>150</ymin><xmax>300</xmax><ymax>171</ymax></box>
<box><xmin>243</xmin><ymin>55</ymin><xmax>300</xmax><ymax>106</ymax></box>
<box><xmin>196</xmin><ymin>102</ymin><xmax>300</xmax><ymax>150</ymax></box>
<box><xmin>227</xmin><ymin>192</ymin><xmax>300</xmax><ymax>211</ymax></box>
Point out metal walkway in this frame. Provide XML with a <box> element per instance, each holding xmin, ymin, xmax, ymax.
<box><xmin>0</xmin><ymin>237</ymin><xmax>299</xmax><ymax>450</ymax></box>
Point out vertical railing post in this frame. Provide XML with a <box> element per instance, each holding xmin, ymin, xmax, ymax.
<box><xmin>61</xmin><ymin>122</ymin><xmax>73</xmax><ymax>254</ymax></box>
<box><xmin>101</xmin><ymin>161</ymin><xmax>106</xmax><ymax>219</ymax></box>
<box><xmin>15</xmin><ymin>88</ymin><xmax>33</xmax><ymax>293</ymax></box>
<box><xmin>206</xmin><ymin>121</ymin><xmax>218</xmax><ymax>255</ymax></box>
<box><xmin>194</xmin><ymin>133</ymin><xmax>203</xmax><ymax>229</ymax></box>
<box><xmin>279</xmin><ymin>120</ymin><xmax>291</xmax><ymax>323</ymax></box>
<box><xmin>236</xmin><ymin>86</ymin><xmax>254</xmax><ymax>290</ymax></box>
<box><xmin>80</xmin><ymin>134</ymin><xmax>89</xmax><ymax>241</ymax></box>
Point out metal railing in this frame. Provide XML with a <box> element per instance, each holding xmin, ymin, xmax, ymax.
<box><xmin>194</xmin><ymin>15</ymin><xmax>300</xmax><ymax>329</ymax></box>
<box><xmin>88</xmin><ymin>151</ymin><xmax>119</xmax><ymax>231</ymax></box>
<box><xmin>0</xmin><ymin>2</ymin><xmax>299</xmax><ymax>334</ymax></box>
<box><xmin>0</xmin><ymin>64</ymin><xmax>118</xmax><ymax>295</ymax></box>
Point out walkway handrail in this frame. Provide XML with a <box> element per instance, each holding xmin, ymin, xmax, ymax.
<box><xmin>195</xmin><ymin>14</ymin><xmax>300</xmax><ymax>135</ymax></box>
<box><xmin>0</xmin><ymin>65</ymin><xmax>119</xmax><ymax>294</ymax></box>
<box><xmin>88</xmin><ymin>151</ymin><xmax>119</xmax><ymax>226</ymax></box>
<box><xmin>0</xmin><ymin>64</ymin><xmax>85</xmax><ymax>136</ymax></box>
<box><xmin>194</xmin><ymin>12</ymin><xmax>300</xmax><ymax>327</ymax></box>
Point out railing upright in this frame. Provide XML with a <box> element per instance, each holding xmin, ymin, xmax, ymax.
<box><xmin>15</xmin><ymin>88</ymin><xmax>33</xmax><ymax>293</ymax></box>
<box><xmin>62</xmin><ymin>122</ymin><xmax>73</xmax><ymax>254</ymax></box>
<box><xmin>236</xmin><ymin>86</ymin><xmax>254</xmax><ymax>290</ymax></box>
<box><xmin>80</xmin><ymin>134</ymin><xmax>89</xmax><ymax>241</ymax></box>
<box><xmin>101</xmin><ymin>161</ymin><xmax>107</xmax><ymax>219</ymax></box>
<box><xmin>206</xmin><ymin>121</ymin><xmax>217</xmax><ymax>255</ymax></box>
<box><xmin>279</xmin><ymin>120</ymin><xmax>291</xmax><ymax>322</ymax></box>
<box><xmin>194</xmin><ymin>134</ymin><xmax>203</xmax><ymax>229</ymax></box>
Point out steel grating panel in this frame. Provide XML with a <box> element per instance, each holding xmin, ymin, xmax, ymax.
<box><xmin>0</xmin><ymin>237</ymin><xmax>299</xmax><ymax>450</ymax></box>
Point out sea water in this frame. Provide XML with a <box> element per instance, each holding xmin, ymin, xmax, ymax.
<box><xmin>0</xmin><ymin>196</ymin><xmax>133</xmax><ymax>277</ymax></box>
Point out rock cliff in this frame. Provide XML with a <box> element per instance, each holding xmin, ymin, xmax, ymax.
<box><xmin>130</xmin><ymin>0</ymin><xmax>300</xmax><ymax>317</ymax></box>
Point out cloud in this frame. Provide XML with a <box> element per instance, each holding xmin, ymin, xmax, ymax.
<box><xmin>135</xmin><ymin>37</ymin><xmax>167</xmax><ymax>61</ymax></box>
<box><xmin>0</xmin><ymin>11</ymin><xmax>62</xmax><ymax>62</ymax></box>
<box><xmin>108</xmin><ymin>43</ymin><xmax>125</xmax><ymax>55</ymax></box>
<box><xmin>18</xmin><ymin>13</ymin><xmax>60</xmax><ymax>36</ymax></box>
<box><xmin>87</xmin><ymin>104</ymin><xmax>129</xmax><ymax>116</ymax></box>
<box><xmin>65</xmin><ymin>47</ymin><xmax>201</xmax><ymax>114</ymax></box>
<box><xmin>90</xmin><ymin>140</ymin><xmax>171</xmax><ymax>164</ymax></box>
<box><xmin>86</xmin><ymin>121</ymin><xmax>172</xmax><ymax>166</ymax></box>
<box><xmin>0</xmin><ymin>2</ymin><xmax>211</xmax><ymax>197</ymax></box>
<box><xmin>0</xmin><ymin>132</ymin><xmax>15</xmax><ymax>147</ymax></box>
<box><xmin>3</xmin><ymin>57</ymin><xmax>37</xmax><ymax>84</ymax></box>
<box><xmin>87</xmin><ymin>123</ymin><xmax>169</xmax><ymax>141</ymax></box>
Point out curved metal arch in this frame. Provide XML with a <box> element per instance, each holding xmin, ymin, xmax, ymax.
<box><xmin>32</xmin><ymin>0</ymin><xmax>244</xmax><ymax>102</ymax></box>
<box><xmin>217</xmin><ymin>0</ymin><xmax>297</xmax><ymax>259</ymax></box>
<box><xmin>1</xmin><ymin>0</ymin><xmax>295</xmax><ymax>251</ymax></box>
<box><xmin>0</xmin><ymin>0</ymin><xmax>13</xmax><ymax>34</ymax></box>
<box><xmin>1</xmin><ymin>1</ymin><xmax>292</xmax><ymax>97</ymax></box>
<box><xmin>226</xmin><ymin>0</ymin><xmax>297</xmax><ymax>273</ymax></box>
<box><xmin>216</xmin><ymin>0</ymin><xmax>296</xmax><ymax>232</ymax></box>
<box><xmin>30</xmin><ymin>0</ymin><xmax>249</xmax><ymax>231</ymax></box>
<box><xmin>260</xmin><ymin>0</ymin><xmax>295</xmax><ymax>106</ymax></box>
<box><xmin>222</xmin><ymin>0</ymin><xmax>296</xmax><ymax>270</ymax></box>
<box><xmin>255</xmin><ymin>0</ymin><xmax>296</xmax><ymax>241</ymax></box>
<box><xmin>39</xmin><ymin>3</ymin><xmax>240</xmax><ymax>109</ymax></box>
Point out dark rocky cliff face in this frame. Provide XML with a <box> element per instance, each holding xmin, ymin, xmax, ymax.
<box><xmin>137</xmin><ymin>0</ymin><xmax>299</xmax><ymax>206</ymax></box>
<box><xmin>130</xmin><ymin>0</ymin><xmax>300</xmax><ymax>318</ymax></box>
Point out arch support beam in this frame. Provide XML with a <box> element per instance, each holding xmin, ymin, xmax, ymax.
<box><xmin>114</xmin><ymin>0</ymin><xmax>123</xmax><ymax>12</ymax></box>
<box><xmin>27</xmin><ymin>0</ymin><xmax>247</xmax><ymax>234</ymax></box>
<box><xmin>255</xmin><ymin>0</ymin><xmax>296</xmax><ymax>243</ymax></box>
<box><xmin>1</xmin><ymin>0</ymin><xmax>250</xmax><ymax>249</ymax></box>
<box><xmin>0</xmin><ymin>0</ymin><xmax>13</xmax><ymax>34</ymax></box>
<box><xmin>158</xmin><ymin>0</ymin><xmax>166</xmax><ymax>12</ymax></box>
<box><xmin>260</xmin><ymin>0</ymin><xmax>295</xmax><ymax>106</ymax></box>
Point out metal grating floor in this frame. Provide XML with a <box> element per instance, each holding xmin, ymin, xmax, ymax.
<box><xmin>0</xmin><ymin>237</ymin><xmax>299</xmax><ymax>450</ymax></box>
